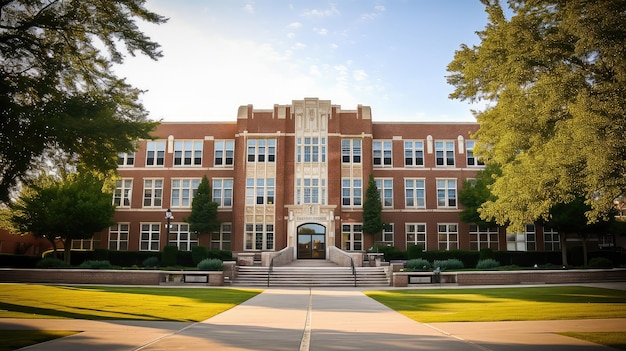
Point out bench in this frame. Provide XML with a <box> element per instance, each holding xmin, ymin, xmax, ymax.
<box><xmin>407</xmin><ymin>272</ymin><xmax>441</xmax><ymax>284</ymax></box>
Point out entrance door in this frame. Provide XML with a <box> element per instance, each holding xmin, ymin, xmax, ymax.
<box><xmin>297</xmin><ymin>223</ymin><xmax>326</xmax><ymax>259</ymax></box>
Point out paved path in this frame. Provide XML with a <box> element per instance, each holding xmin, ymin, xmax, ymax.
<box><xmin>2</xmin><ymin>283</ymin><xmax>626</xmax><ymax>350</ymax></box>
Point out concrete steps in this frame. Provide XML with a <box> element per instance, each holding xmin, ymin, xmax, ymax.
<box><xmin>231</xmin><ymin>265</ymin><xmax>390</xmax><ymax>287</ymax></box>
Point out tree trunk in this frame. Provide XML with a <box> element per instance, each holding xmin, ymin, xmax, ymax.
<box><xmin>559</xmin><ymin>231</ymin><xmax>568</xmax><ymax>267</ymax></box>
<box><xmin>63</xmin><ymin>238</ymin><xmax>72</xmax><ymax>264</ymax></box>
<box><xmin>46</xmin><ymin>237</ymin><xmax>58</xmax><ymax>259</ymax></box>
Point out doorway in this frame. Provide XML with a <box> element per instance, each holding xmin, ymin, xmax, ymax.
<box><xmin>297</xmin><ymin>223</ymin><xmax>326</xmax><ymax>259</ymax></box>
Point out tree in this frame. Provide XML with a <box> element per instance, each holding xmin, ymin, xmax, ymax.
<box><xmin>447</xmin><ymin>0</ymin><xmax>626</xmax><ymax>231</ymax></box>
<box><xmin>185</xmin><ymin>175</ymin><xmax>220</xmax><ymax>236</ymax></box>
<box><xmin>0</xmin><ymin>0</ymin><xmax>166</xmax><ymax>202</ymax></box>
<box><xmin>362</xmin><ymin>174</ymin><xmax>385</xmax><ymax>241</ymax></box>
<box><xmin>10</xmin><ymin>173</ymin><xmax>115</xmax><ymax>263</ymax></box>
<box><xmin>459</xmin><ymin>163</ymin><xmax>501</xmax><ymax>227</ymax></box>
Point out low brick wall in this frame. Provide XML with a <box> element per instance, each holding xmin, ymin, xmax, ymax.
<box><xmin>392</xmin><ymin>268</ymin><xmax>626</xmax><ymax>287</ymax></box>
<box><xmin>0</xmin><ymin>268</ymin><xmax>224</xmax><ymax>286</ymax></box>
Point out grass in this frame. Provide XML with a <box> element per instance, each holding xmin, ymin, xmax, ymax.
<box><xmin>559</xmin><ymin>332</ymin><xmax>626</xmax><ymax>351</ymax></box>
<box><xmin>0</xmin><ymin>284</ymin><xmax>261</xmax><ymax>322</ymax></box>
<box><xmin>365</xmin><ymin>286</ymin><xmax>626</xmax><ymax>323</ymax></box>
<box><xmin>0</xmin><ymin>330</ymin><xmax>78</xmax><ymax>351</ymax></box>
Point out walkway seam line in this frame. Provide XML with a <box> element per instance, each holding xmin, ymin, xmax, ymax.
<box><xmin>423</xmin><ymin>323</ymin><xmax>493</xmax><ymax>351</ymax></box>
<box><xmin>299</xmin><ymin>288</ymin><xmax>313</xmax><ymax>351</ymax></box>
<box><xmin>132</xmin><ymin>322</ymin><xmax>198</xmax><ymax>351</ymax></box>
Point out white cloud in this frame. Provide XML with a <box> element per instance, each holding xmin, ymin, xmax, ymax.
<box><xmin>309</xmin><ymin>65</ymin><xmax>321</xmax><ymax>76</ymax></box>
<box><xmin>287</xmin><ymin>32</ymin><xmax>296</xmax><ymax>39</ymax></box>
<box><xmin>353</xmin><ymin>69</ymin><xmax>368</xmax><ymax>81</ymax></box>
<box><xmin>302</xmin><ymin>4</ymin><xmax>340</xmax><ymax>17</ymax></box>
<box><xmin>292</xmin><ymin>42</ymin><xmax>307</xmax><ymax>50</ymax></box>
<box><xmin>287</xmin><ymin>22</ymin><xmax>302</xmax><ymax>29</ymax></box>
<box><xmin>243</xmin><ymin>4</ymin><xmax>254</xmax><ymax>14</ymax></box>
<box><xmin>315</xmin><ymin>28</ymin><xmax>328</xmax><ymax>35</ymax></box>
<box><xmin>375</xmin><ymin>5</ymin><xmax>385</xmax><ymax>12</ymax></box>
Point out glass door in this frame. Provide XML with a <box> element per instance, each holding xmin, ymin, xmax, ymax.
<box><xmin>297</xmin><ymin>223</ymin><xmax>326</xmax><ymax>259</ymax></box>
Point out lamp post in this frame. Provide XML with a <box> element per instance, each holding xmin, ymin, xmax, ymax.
<box><xmin>165</xmin><ymin>209</ymin><xmax>173</xmax><ymax>243</ymax></box>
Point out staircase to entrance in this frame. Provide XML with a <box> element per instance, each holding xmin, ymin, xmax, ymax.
<box><xmin>231</xmin><ymin>260</ymin><xmax>390</xmax><ymax>287</ymax></box>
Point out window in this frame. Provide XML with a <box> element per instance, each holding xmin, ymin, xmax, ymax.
<box><xmin>435</xmin><ymin>140</ymin><xmax>455</xmax><ymax>166</ymax></box>
<box><xmin>171</xmin><ymin>178</ymin><xmax>201</xmax><ymax>208</ymax></box>
<box><xmin>146</xmin><ymin>141</ymin><xmax>165</xmax><ymax>166</ymax></box>
<box><xmin>543</xmin><ymin>227</ymin><xmax>560</xmax><ymax>251</ymax></box>
<box><xmin>247</xmin><ymin>139</ymin><xmax>276</xmax><ymax>163</ymax></box>
<box><xmin>118</xmin><ymin>152</ymin><xmax>135</xmax><ymax>166</ymax></box>
<box><xmin>375</xmin><ymin>178</ymin><xmax>393</xmax><ymax>208</ymax></box>
<box><xmin>342</xmin><ymin>178</ymin><xmax>362</xmax><ymax>207</ymax></box>
<box><xmin>143</xmin><ymin>179</ymin><xmax>163</xmax><ymax>207</ymax></box>
<box><xmin>404</xmin><ymin>178</ymin><xmax>425</xmax><ymax>208</ymax></box>
<box><xmin>71</xmin><ymin>234</ymin><xmax>100</xmax><ymax>250</ymax></box>
<box><xmin>174</xmin><ymin>140</ymin><xmax>202</xmax><ymax>166</ymax></box>
<box><xmin>342</xmin><ymin>224</ymin><xmax>363</xmax><ymax>251</ymax></box>
<box><xmin>113</xmin><ymin>179</ymin><xmax>132</xmax><ymax>207</ymax></box>
<box><xmin>342</xmin><ymin>139</ymin><xmax>361</xmax><ymax>163</ymax></box>
<box><xmin>168</xmin><ymin>223</ymin><xmax>198</xmax><ymax>251</ymax></box>
<box><xmin>297</xmin><ymin>137</ymin><xmax>326</xmax><ymax>163</ymax></box>
<box><xmin>212</xmin><ymin>178</ymin><xmax>234</xmax><ymax>207</ymax></box>
<box><xmin>506</xmin><ymin>224</ymin><xmax>536</xmax><ymax>251</ymax></box>
<box><xmin>211</xmin><ymin>223</ymin><xmax>232</xmax><ymax>250</ymax></box>
<box><xmin>404</xmin><ymin>141</ymin><xmax>424</xmax><ymax>166</ymax></box>
<box><xmin>381</xmin><ymin>223</ymin><xmax>394</xmax><ymax>244</ymax></box>
<box><xmin>406</xmin><ymin>223</ymin><xmax>427</xmax><ymax>250</ymax></box>
<box><xmin>245</xmin><ymin>223</ymin><xmax>274</xmax><ymax>250</ymax></box>
<box><xmin>109</xmin><ymin>223</ymin><xmax>129</xmax><ymax>251</ymax></box>
<box><xmin>466</xmin><ymin>140</ymin><xmax>484</xmax><ymax>167</ymax></box>
<box><xmin>140</xmin><ymin>223</ymin><xmax>160</xmax><ymax>251</ymax></box>
<box><xmin>438</xmin><ymin>224</ymin><xmax>458</xmax><ymax>250</ymax></box>
<box><xmin>214</xmin><ymin>140</ymin><xmax>234</xmax><ymax>166</ymax></box>
<box><xmin>436</xmin><ymin>179</ymin><xmax>457</xmax><ymax>208</ymax></box>
<box><xmin>469</xmin><ymin>225</ymin><xmax>499</xmax><ymax>250</ymax></box>
<box><xmin>246</xmin><ymin>178</ymin><xmax>275</xmax><ymax>205</ymax></box>
<box><xmin>373</xmin><ymin>140</ymin><xmax>392</xmax><ymax>166</ymax></box>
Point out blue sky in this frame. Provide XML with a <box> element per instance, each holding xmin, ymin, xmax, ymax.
<box><xmin>114</xmin><ymin>1</ymin><xmax>490</xmax><ymax>122</ymax></box>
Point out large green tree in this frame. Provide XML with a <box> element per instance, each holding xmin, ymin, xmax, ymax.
<box><xmin>459</xmin><ymin>163</ymin><xmax>501</xmax><ymax>227</ymax></box>
<box><xmin>0</xmin><ymin>0</ymin><xmax>166</xmax><ymax>202</ymax></box>
<box><xmin>185</xmin><ymin>175</ymin><xmax>220</xmax><ymax>236</ymax></box>
<box><xmin>447</xmin><ymin>0</ymin><xmax>626</xmax><ymax>231</ymax></box>
<box><xmin>9</xmin><ymin>173</ymin><xmax>115</xmax><ymax>263</ymax></box>
<box><xmin>363</xmin><ymin>174</ymin><xmax>385</xmax><ymax>241</ymax></box>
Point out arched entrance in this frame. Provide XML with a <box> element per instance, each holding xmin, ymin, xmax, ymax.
<box><xmin>297</xmin><ymin>223</ymin><xmax>326</xmax><ymax>259</ymax></box>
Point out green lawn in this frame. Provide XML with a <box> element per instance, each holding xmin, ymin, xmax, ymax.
<box><xmin>0</xmin><ymin>330</ymin><xmax>78</xmax><ymax>351</ymax></box>
<box><xmin>365</xmin><ymin>286</ymin><xmax>626</xmax><ymax>323</ymax></box>
<box><xmin>0</xmin><ymin>284</ymin><xmax>261</xmax><ymax>322</ymax></box>
<box><xmin>559</xmin><ymin>332</ymin><xmax>626</xmax><ymax>351</ymax></box>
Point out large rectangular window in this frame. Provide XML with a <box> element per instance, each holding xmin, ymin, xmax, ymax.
<box><xmin>381</xmin><ymin>223</ymin><xmax>394</xmax><ymax>244</ymax></box>
<box><xmin>436</xmin><ymin>179</ymin><xmax>457</xmax><ymax>208</ymax></box>
<box><xmin>71</xmin><ymin>234</ymin><xmax>99</xmax><ymax>250</ymax></box>
<box><xmin>214</xmin><ymin>140</ymin><xmax>234</xmax><ymax>166</ymax></box>
<box><xmin>342</xmin><ymin>178</ymin><xmax>362</xmax><ymax>207</ymax></box>
<box><xmin>118</xmin><ymin>152</ymin><xmax>135</xmax><ymax>167</ymax></box>
<box><xmin>212</xmin><ymin>178</ymin><xmax>234</xmax><ymax>207</ymax></box>
<box><xmin>406</xmin><ymin>223</ymin><xmax>427</xmax><ymax>250</ymax></box>
<box><xmin>168</xmin><ymin>223</ymin><xmax>198</xmax><ymax>251</ymax></box>
<box><xmin>404</xmin><ymin>141</ymin><xmax>424</xmax><ymax>166</ymax></box>
<box><xmin>404</xmin><ymin>178</ymin><xmax>425</xmax><ymax>208</ymax></box>
<box><xmin>247</xmin><ymin>139</ymin><xmax>276</xmax><ymax>163</ymax></box>
<box><xmin>375</xmin><ymin>178</ymin><xmax>394</xmax><ymax>208</ymax></box>
<box><xmin>109</xmin><ymin>223</ymin><xmax>129</xmax><ymax>251</ymax></box>
<box><xmin>211</xmin><ymin>223</ymin><xmax>232</xmax><ymax>250</ymax></box>
<box><xmin>140</xmin><ymin>223</ymin><xmax>160</xmax><ymax>251</ymax></box>
<box><xmin>506</xmin><ymin>224</ymin><xmax>536</xmax><ymax>251</ymax></box>
<box><xmin>435</xmin><ymin>140</ymin><xmax>455</xmax><ymax>166</ymax></box>
<box><xmin>146</xmin><ymin>141</ymin><xmax>165</xmax><ymax>166</ymax></box>
<box><xmin>143</xmin><ymin>179</ymin><xmax>163</xmax><ymax>208</ymax></box>
<box><xmin>297</xmin><ymin>137</ymin><xmax>326</xmax><ymax>163</ymax></box>
<box><xmin>342</xmin><ymin>224</ymin><xmax>363</xmax><ymax>251</ymax></box>
<box><xmin>543</xmin><ymin>227</ymin><xmax>560</xmax><ymax>251</ymax></box>
<box><xmin>246</xmin><ymin>178</ymin><xmax>275</xmax><ymax>205</ymax></box>
<box><xmin>373</xmin><ymin>140</ymin><xmax>392</xmax><ymax>167</ymax></box>
<box><xmin>342</xmin><ymin>139</ymin><xmax>361</xmax><ymax>163</ymax></box>
<box><xmin>438</xmin><ymin>223</ymin><xmax>458</xmax><ymax>251</ymax></box>
<box><xmin>174</xmin><ymin>140</ymin><xmax>203</xmax><ymax>166</ymax></box>
<box><xmin>113</xmin><ymin>179</ymin><xmax>132</xmax><ymax>207</ymax></box>
<box><xmin>469</xmin><ymin>225</ymin><xmax>499</xmax><ymax>250</ymax></box>
<box><xmin>245</xmin><ymin>223</ymin><xmax>274</xmax><ymax>250</ymax></box>
<box><xmin>171</xmin><ymin>178</ymin><xmax>201</xmax><ymax>208</ymax></box>
<box><xmin>465</xmin><ymin>140</ymin><xmax>485</xmax><ymax>167</ymax></box>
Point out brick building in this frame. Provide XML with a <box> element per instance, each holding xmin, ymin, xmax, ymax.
<box><xmin>89</xmin><ymin>97</ymin><xmax>568</xmax><ymax>258</ymax></box>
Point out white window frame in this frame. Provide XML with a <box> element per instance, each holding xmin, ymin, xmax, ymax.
<box><xmin>247</xmin><ymin>139</ymin><xmax>276</xmax><ymax>163</ymax></box>
<box><xmin>404</xmin><ymin>178</ymin><xmax>425</xmax><ymax>208</ymax></box>
<box><xmin>465</xmin><ymin>140</ymin><xmax>485</xmax><ymax>167</ymax></box>
<box><xmin>406</xmin><ymin>223</ymin><xmax>427</xmax><ymax>250</ymax></box>
<box><xmin>146</xmin><ymin>141</ymin><xmax>165</xmax><ymax>167</ymax></box>
<box><xmin>375</xmin><ymin>178</ymin><xmax>394</xmax><ymax>208</ymax></box>
<box><xmin>342</xmin><ymin>178</ymin><xmax>362</xmax><ymax>207</ymax></box>
<box><xmin>140</xmin><ymin>223</ymin><xmax>161</xmax><ymax>251</ymax></box>
<box><xmin>113</xmin><ymin>179</ymin><xmax>132</xmax><ymax>208</ymax></box>
<box><xmin>174</xmin><ymin>140</ymin><xmax>203</xmax><ymax>166</ymax></box>
<box><xmin>437</xmin><ymin>223</ymin><xmax>458</xmax><ymax>251</ymax></box>
<box><xmin>373</xmin><ymin>140</ymin><xmax>392</xmax><ymax>167</ymax></box>
<box><xmin>469</xmin><ymin>225</ymin><xmax>499</xmax><ymax>250</ymax></box>
<box><xmin>214</xmin><ymin>140</ymin><xmax>234</xmax><ymax>167</ymax></box>
<box><xmin>212</xmin><ymin>178</ymin><xmax>234</xmax><ymax>207</ymax></box>
<box><xmin>117</xmin><ymin>152</ymin><xmax>135</xmax><ymax>167</ymax></box>
<box><xmin>143</xmin><ymin>178</ymin><xmax>163</xmax><ymax>208</ymax></box>
<box><xmin>341</xmin><ymin>223</ymin><xmax>363</xmax><ymax>251</ymax></box>
<box><xmin>436</xmin><ymin>178</ymin><xmax>457</xmax><ymax>208</ymax></box>
<box><xmin>211</xmin><ymin>222</ymin><xmax>232</xmax><ymax>250</ymax></box>
<box><xmin>171</xmin><ymin>178</ymin><xmax>201</xmax><ymax>208</ymax></box>
<box><xmin>404</xmin><ymin>140</ymin><xmax>424</xmax><ymax>167</ymax></box>
<box><xmin>341</xmin><ymin>139</ymin><xmax>361</xmax><ymax>163</ymax></box>
<box><xmin>245</xmin><ymin>223</ymin><xmax>274</xmax><ymax>250</ymax></box>
<box><xmin>245</xmin><ymin>178</ymin><xmax>275</xmax><ymax>205</ymax></box>
<box><xmin>168</xmin><ymin>223</ymin><xmax>197</xmax><ymax>251</ymax></box>
<box><xmin>109</xmin><ymin>223</ymin><xmax>129</xmax><ymax>251</ymax></box>
<box><xmin>381</xmin><ymin>223</ymin><xmax>394</xmax><ymax>244</ymax></box>
<box><xmin>435</xmin><ymin>140</ymin><xmax>455</xmax><ymax>166</ymax></box>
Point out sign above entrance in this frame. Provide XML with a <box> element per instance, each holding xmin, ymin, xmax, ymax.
<box><xmin>296</xmin><ymin>216</ymin><xmax>327</xmax><ymax>221</ymax></box>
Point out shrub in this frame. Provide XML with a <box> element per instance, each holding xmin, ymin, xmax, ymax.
<box><xmin>192</xmin><ymin>246</ymin><xmax>210</xmax><ymax>265</ymax></box>
<box><xmin>36</xmin><ymin>257</ymin><xmax>70</xmax><ymax>268</ymax></box>
<box><xmin>406</xmin><ymin>244</ymin><xmax>423</xmax><ymax>260</ymax></box>
<box><xmin>588</xmin><ymin>257</ymin><xmax>613</xmax><ymax>268</ymax></box>
<box><xmin>405</xmin><ymin>258</ymin><xmax>431</xmax><ymax>270</ymax></box>
<box><xmin>368</xmin><ymin>245</ymin><xmax>406</xmax><ymax>261</ymax></box>
<box><xmin>79</xmin><ymin>260</ymin><xmax>113</xmax><ymax>269</ymax></box>
<box><xmin>433</xmin><ymin>258</ymin><xmax>464</xmax><ymax>271</ymax></box>
<box><xmin>142</xmin><ymin>256</ymin><xmax>160</xmax><ymax>268</ymax></box>
<box><xmin>197</xmin><ymin>258</ymin><xmax>223</xmax><ymax>271</ymax></box>
<box><xmin>161</xmin><ymin>246</ymin><xmax>179</xmax><ymax>266</ymax></box>
<box><xmin>476</xmin><ymin>258</ymin><xmax>500</xmax><ymax>270</ymax></box>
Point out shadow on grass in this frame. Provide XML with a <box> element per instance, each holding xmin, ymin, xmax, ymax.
<box><xmin>0</xmin><ymin>301</ymin><xmax>177</xmax><ymax>321</ymax></box>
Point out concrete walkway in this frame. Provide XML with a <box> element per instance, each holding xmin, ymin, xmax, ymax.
<box><xmin>2</xmin><ymin>283</ymin><xmax>626</xmax><ymax>351</ymax></box>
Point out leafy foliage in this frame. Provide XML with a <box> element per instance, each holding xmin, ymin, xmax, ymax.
<box><xmin>362</xmin><ymin>174</ymin><xmax>384</xmax><ymax>236</ymax></box>
<box><xmin>405</xmin><ymin>258</ymin><xmax>431</xmax><ymax>270</ymax></box>
<box><xmin>459</xmin><ymin>164</ymin><xmax>501</xmax><ymax>226</ymax></box>
<box><xmin>79</xmin><ymin>260</ymin><xmax>114</xmax><ymax>269</ymax></box>
<box><xmin>161</xmin><ymin>246</ymin><xmax>179</xmax><ymax>267</ymax></box>
<box><xmin>186</xmin><ymin>176</ymin><xmax>220</xmax><ymax>234</ymax></box>
<box><xmin>197</xmin><ymin>258</ymin><xmax>223</xmax><ymax>271</ymax></box>
<box><xmin>0</xmin><ymin>0</ymin><xmax>166</xmax><ymax>202</ymax></box>
<box><xmin>36</xmin><ymin>257</ymin><xmax>69</xmax><ymax>268</ymax></box>
<box><xmin>447</xmin><ymin>0</ymin><xmax>626</xmax><ymax>230</ymax></box>
<box><xmin>476</xmin><ymin>258</ymin><xmax>500</xmax><ymax>269</ymax></box>
<box><xmin>433</xmin><ymin>258</ymin><xmax>464</xmax><ymax>271</ymax></box>
<box><xmin>141</xmin><ymin>256</ymin><xmax>160</xmax><ymax>268</ymax></box>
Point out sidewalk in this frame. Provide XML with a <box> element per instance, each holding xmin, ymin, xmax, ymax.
<box><xmin>2</xmin><ymin>283</ymin><xmax>625</xmax><ymax>351</ymax></box>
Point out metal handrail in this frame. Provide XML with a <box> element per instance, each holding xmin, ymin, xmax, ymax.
<box><xmin>267</xmin><ymin>257</ymin><xmax>274</xmax><ymax>287</ymax></box>
<box><xmin>350</xmin><ymin>256</ymin><xmax>356</xmax><ymax>287</ymax></box>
